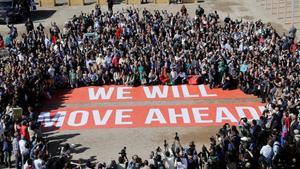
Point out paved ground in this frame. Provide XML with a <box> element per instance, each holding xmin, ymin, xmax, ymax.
<box><xmin>45</xmin><ymin>126</ymin><xmax>220</xmax><ymax>164</ymax></box>
<box><xmin>0</xmin><ymin>0</ymin><xmax>298</xmax><ymax>167</ymax></box>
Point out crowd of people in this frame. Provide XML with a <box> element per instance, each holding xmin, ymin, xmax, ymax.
<box><xmin>0</xmin><ymin>3</ymin><xmax>299</xmax><ymax>169</ymax></box>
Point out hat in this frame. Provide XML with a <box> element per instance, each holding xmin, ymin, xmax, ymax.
<box><xmin>241</xmin><ymin>137</ymin><xmax>247</xmax><ymax>141</ymax></box>
<box><xmin>241</xmin><ymin>137</ymin><xmax>251</xmax><ymax>142</ymax></box>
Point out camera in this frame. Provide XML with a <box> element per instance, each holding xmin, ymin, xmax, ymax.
<box><xmin>119</xmin><ymin>146</ymin><xmax>127</xmax><ymax>157</ymax></box>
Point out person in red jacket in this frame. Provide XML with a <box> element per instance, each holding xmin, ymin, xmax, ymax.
<box><xmin>115</xmin><ymin>26</ymin><xmax>123</xmax><ymax>39</ymax></box>
<box><xmin>159</xmin><ymin>67</ymin><xmax>170</xmax><ymax>84</ymax></box>
<box><xmin>20</xmin><ymin>121</ymin><xmax>30</xmax><ymax>142</ymax></box>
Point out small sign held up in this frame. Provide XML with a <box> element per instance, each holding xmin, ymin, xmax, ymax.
<box><xmin>12</xmin><ymin>107</ymin><xmax>23</xmax><ymax>120</ymax></box>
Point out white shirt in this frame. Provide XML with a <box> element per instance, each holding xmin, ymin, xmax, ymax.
<box><xmin>18</xmin><ymin>53</ymin><xmax>24</xmax><ymax>61</ymax></box>
<box><xmin>48</xmin><ymin>67</ymin><xmax>55</xmax><ymax>78</ymax></box>
<box><xmin>170</xmin><ymin>70</ymin><xmax>177</xmax><ymax>80</ymax></box>
<box><xmin>164</xmin><ymin>156</ymin><xmax>175</xmax><ymax>169</ymax></box>
<box><xmin>34</xmin><ymin>158</ymin><xmax>44</xmax><ymax>169</ymax></box>
<box><xmin>19</xmin><ymin>139</ymin><xmax>29</xmax><ymax>155</ymax></box>
<box><xmin>260</xmin><ymin>144</ymin><xmax>273</xmax><ymax>159</ymax></box>
<box><xmin>174</xmin><ymin>158</ymin><xmax>187</xmax><ymax>169</ymax></box>
<box><xmin>44</xmin><ymin>38</ymin><xmax>51</xmax><ymax>48</ymax></box>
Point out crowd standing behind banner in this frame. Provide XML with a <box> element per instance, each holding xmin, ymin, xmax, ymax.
<box><xmin>0</xmin><ymin>4</ymin><xmax>300</xmax><ymax>169</ymax></box>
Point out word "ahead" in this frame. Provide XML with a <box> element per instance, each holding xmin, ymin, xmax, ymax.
<box><xmin>38</xmin><ymin>104</ymin><xmax>264</xmax><ymax>130</ymax></box>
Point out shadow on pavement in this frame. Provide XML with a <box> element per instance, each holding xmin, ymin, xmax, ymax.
<box><xmin>36</xmin><ymin>88</ymin><xmax>89</xmax><ymax>157</ymax></box>
<box><xmin>31</xmin><ymin>10</ymin><xmax>56</xmax><ymax>22</ymax></box>
<box><xmin>45</xmin><ymin>132</ymin><xmax>90</xmax><ymax>156</ymax></box>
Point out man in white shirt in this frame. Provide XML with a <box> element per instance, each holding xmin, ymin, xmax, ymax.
<box><xmin>19</xmin><ymin>136</ymin><xmax>30</xmax><ymax>166</ymax></box>
<box><xmin>259</xmin><ymin>140</ymin><xmax>274</xmax><ymax>166</ymax></box>
<box><xmin>34</xmin><ymin>153</ymin><xmax>45</xmax><ymax>169</ymax></box>
<box><xmin>163</xmin><ymin>150</ymin><xmax>175</xmax><ymax>169</ymax></box>
<box><xmin>174</xmin><ymin>152</ymin><xmax>187</xmax><ymax>169</ymax></box>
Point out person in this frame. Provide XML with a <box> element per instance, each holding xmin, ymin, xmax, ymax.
<box><xmin>23</xmin><ymin>159</ymin><xmax>35</xmax><ymax>169</ymax></box>
<box><xmin>94</xmin><ymin>4</ymin><xmax>101</xmax><ymax>17</ymax></box>
<box><xmin>195</xmin><ymin>5</ymin><xmax>204</xmax><ymax>16</ymax></box>
<box><xmin>33</xmin><ymin>152</ymin><xmax>45</xmax><ymax>169</ymax></box>
<box><xmin>117</xmin><ymin>155</ymin><xmax>128</xmax><ymax>169</ymax></box>
<box><xmin>250</xmin><ymin>119</ymin><xmax>261</xmax><ymax>144</ymax></box>
<box><xmin>37</xmin><ymin>23</ymin><xmax>45</xmax><ymax>33</ymax></box>
<box><xmin>20</xmin><ymin>121</ymin><xmax>30</xmax><ymax>142</ymax></box>
<box><xmin>107</xmin><ymin>0</ymin><xmax>114</xmax><ymax>13</ymax></box>
<box><xmin>208</xmin><ymin>65</ymin><xmax>216</xmax><ymax>89</ymax></box>
<box><xmin>174</xmin><ymin>154</ymin><xmax>187</xmax><ymax>169</ymax></box>
<box><xmin>13</xmin><ymin>133</ymin><xmax>22</xmax><ymax>169</ymax></box>
<box><xmin>7</xmin><ymin>24</ymin><xmax>17</xmax><ymax>39</ymax></box>
<box><xmin>163</xmin><ymin>150</ymin><xmax>175</xmax><ymax>169</ymax></box>
<box><xmin>259</xmin><ymin>140</ymin><xmax>274</xmax><ymax>167</ymax></box>
<box><xmin>140</xmin><ymin>160</ymin><xmax>150</xmax><ymax>169</ymax></box>
<box><xmin>2</xmin><ymin>136</ymin><xmax>12</xmax><ymax>168</ymax></box>
<box><xmin>25</xmin><ymin>18</ymin><xmax>34</xmax><ymax>33</ymax></box>
<box><xmin>180</xmin><ymin>5</ymin><xmax>187</xmax><ymax>16</ymax></box>
<box><xmin>19</xmin><ymin>136</ymin><xmax>30</xmax><ymax>166</ymax></box>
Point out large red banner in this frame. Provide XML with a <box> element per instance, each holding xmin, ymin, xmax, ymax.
<box><xmin>40</xmin><ymin>85</ymin><xmax>263</xmax><ymax>131</ymax></box>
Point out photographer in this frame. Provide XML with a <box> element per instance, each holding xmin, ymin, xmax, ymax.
<box><xmin>171</xmin><ymin>132</ymin><xmax>182</xmax><ymax>157</ymax></box>
<box><xmin>117</xmin><ymin>147</ymin><xmax>128</xmax><ymax>169</ymax></box>
<box><xmin>238</xmin><ymin>117</ymin><xmax>251</xmax><ymax>137</ymax></box>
